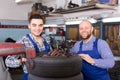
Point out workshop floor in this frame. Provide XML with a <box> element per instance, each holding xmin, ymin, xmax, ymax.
<box><xmin>109</xmin><ymin>61</ymin><xmax>120</xmax><ymax>80</ymax></box>
<box><xmin>11</xmin><ymin>74</ymin><xmax>22</xmax><ymax>80</ymax></box>
<box><xmin>9</xmin><ymin>67</ymin><xmax>23</xmax><ymax>80</ymax></box>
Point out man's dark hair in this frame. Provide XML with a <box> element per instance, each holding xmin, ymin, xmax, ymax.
<box><xmin>28</xmin><ymin>14</ymin><xmax>45</xmax><ymax>23</ymax></box>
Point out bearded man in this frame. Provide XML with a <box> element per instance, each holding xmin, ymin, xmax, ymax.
<box><xmin>70</xmin><ymin>20</ymin><xmax>115</xmax><ymax>80</ymax></box>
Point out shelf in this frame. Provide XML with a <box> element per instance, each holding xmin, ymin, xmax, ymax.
<box><xmin>54</xmin><ymin>3</ymin><xmax>115</xmax><ymax>14</ymax></box>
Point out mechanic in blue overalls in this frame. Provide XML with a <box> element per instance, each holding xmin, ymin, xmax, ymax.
<box><xmin>70</xmin><ymin>20</ymin><xmax>115</xmax><ymax>80</ymax></box>
<box><xmin>5</xmin><ymin>14</ymin><xmax>52</xmax><ymax>80</ymax></box>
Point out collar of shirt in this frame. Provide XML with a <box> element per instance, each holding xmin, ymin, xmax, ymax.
<box><xmin>29</xmin><ymin>33</ymin><xmax>45</xmax><ymax>43</ymax></box>
<box><xmin>82</xmin><ymin>35</ymin><xmax>96</xmax><ymax>50</ymax></box>
<box><xmin>82</xmin><ymin>35</ymin><xmax>96</xmax><ymax>44</ymax></box>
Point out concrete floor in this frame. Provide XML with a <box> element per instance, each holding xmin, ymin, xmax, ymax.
<box><xmin>11</xmin><ymin>74</ymin><xmax>22</xmax><ymax>80</ymax></box>
<box><xmin>9</xmin><ymin>68</ymin><xmax>23</xmax><ymax>80</ymax></box>
<box><xmin>109</xmin><ymin>60</ymin><xmax>120</xmax><ymax>80</ymax></box>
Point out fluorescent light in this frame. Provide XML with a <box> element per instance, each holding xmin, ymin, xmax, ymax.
<box><xmin>89</xmin><ymin>18</ymin><xmax>97</xmax><ymax>23</ymax></box>
<box><xmin>15</xmin><ymin>0</ymin><xmax>33</xmax><ymax>4</ymax></box>
<box><xmin>102</xmin><ymin>17</ymin><xmax>120</xmax><ymax>22</ymax></box>
<box><xmin>65</xmin><ymin>19</ymin><xmax>97</xmax><ymax>25</ymax></box>
<box><xmin>15</xmin><ymin>0</ymin><xmax>21</xmax><ymax>3</ymax></box>
<box><xmin>65</xmin><ymin>21</ymin><xmax>82</xmax><ymax>25</ymax></box>
<box><xmin>43</xmin><ymin>24</ymin><xmax>58</xmax><ymax>27</ymax></box>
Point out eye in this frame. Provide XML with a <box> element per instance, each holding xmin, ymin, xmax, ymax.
<box><xmin>39</xmin><ymin>24</ymin><xmax>43</xmax><ymax>27</ymax></box>
<box><xmin>32</xmin><ymin>24</ymin><xmax>36</xmax><ymax>27</ymax></box>
<box><xmin>79</xmin><ymin>27</ymin><xmax>83</xmax><ymax>30</ymax></box>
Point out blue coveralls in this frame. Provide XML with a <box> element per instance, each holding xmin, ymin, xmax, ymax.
<box><xmin>23</xmin><ymin>34</ymin><xmax>50</xmax><ymax>80</ymax></box>
<box><xmin>77</xmin><ymin>38</ymin><xmax>110</xmax><ymax>80</ymax></box>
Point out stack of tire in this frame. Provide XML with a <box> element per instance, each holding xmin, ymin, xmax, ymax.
<box><xmin>27</xmin><ymin>54</ymin><xmax>83</xmax><ymax>80</ymax></box>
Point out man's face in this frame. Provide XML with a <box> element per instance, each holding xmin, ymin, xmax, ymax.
<box><xmin>79</xmin><ymin>21</ymin><xmax>93</xmax><ymax>40</ymax></box>
<box><xmin>28</xmin><ymin>19</ymin><xmax>44</xmax><ymax>37</ymax></box>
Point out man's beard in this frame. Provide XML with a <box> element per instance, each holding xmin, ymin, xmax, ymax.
<box><xmin>80</xmin><ymin>33</ymin><xmax>91</xmax><ymax>40</ymax></box>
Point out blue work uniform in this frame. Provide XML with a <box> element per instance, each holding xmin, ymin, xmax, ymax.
<box><xmin>23</xmin><ymin>34</ymin><xmax>51</xmax><ymax>80</ymax></box>
<box><xmin>26</xmin><ymin>34</ymin><xmax>50</xmax><ymax>53</ymax></box>
<box><xmin>77</xmin><ymin>38</ymin><xmax>110</xmax><ymax>80</ymax></box>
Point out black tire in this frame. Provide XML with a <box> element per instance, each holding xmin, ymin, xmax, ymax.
<box><xmin>28</xmin><ymin>73</ymin><xmax>83</xmax><ymax>80</ymax></box>
<box><xmin>27</xmin><ymin>54</ymin><xmax>82</xmax><ymax>78</ymax></box>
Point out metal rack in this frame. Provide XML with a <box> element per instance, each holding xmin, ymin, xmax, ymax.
<box><xmin>54</xmin><ymin>3</ymin><xmax>115</xmax><ymax>14</ymax></box>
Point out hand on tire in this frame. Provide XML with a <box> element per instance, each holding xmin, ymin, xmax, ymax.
<box><xmin>48</xmin><ymin>49</ymin><xmax>66</xmax><ymax>56</ymax></box>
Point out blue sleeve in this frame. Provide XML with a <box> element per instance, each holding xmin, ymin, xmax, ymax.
<box><xmin>5</xmin><ymin>55</ymin><xmax>21</xmax><ymax>68</ymax></box>
<box><xmin>70</xmin><ymin>41</ymin><xmax>81</xmax><ymax>54</ymax></box>
<box><xmin>94</xmin><ymin>39</ymin><xmax>115</xmax><ymax>69</ymax></box>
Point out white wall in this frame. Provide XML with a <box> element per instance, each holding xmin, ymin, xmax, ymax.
<box><xmin>0</xmin><ymin>0</ymin><xmax>32</xmax><ymax>41</ymax></box>
<box><xmin>0</xmin><ymin>0</ymin><xmax>33</xmax><ymax>20</ymax></box>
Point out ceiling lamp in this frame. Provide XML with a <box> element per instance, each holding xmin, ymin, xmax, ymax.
<box><xmin>15</xmin><ymin>0</ymin><xmax>36</xmax><ymax>4</ymax></box>
<box><xmin>102</xmin><ymin>17</ymin><xmax>120</xmax><ymax>23</ymax></box>
<box><xmin>43</xmin><ymin>24</ymin><xmax>58</xmax><ymax>27</ymax></box>
<box><xmin>65</xmin><ymin>18</ymin><xmax>97</xmax><ymax>25</ymax></box>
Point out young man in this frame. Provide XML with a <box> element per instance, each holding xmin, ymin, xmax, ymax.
<box><xmin>5</xmin><ymin>14</ymin><xmax>51</xmax><ymax>80</ymax></box>
<box><xmin>70</xmin><ymin>20</ymin><xmax>115</xmax><ymax>80</ymax></box>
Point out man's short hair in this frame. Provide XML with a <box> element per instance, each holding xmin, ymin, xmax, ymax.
<box><xmin>28</xmin><ymin>14</ymin><xmax>45</xmax><ymax>23</ymax></box>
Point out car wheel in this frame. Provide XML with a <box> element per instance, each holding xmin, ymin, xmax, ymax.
<box><xmin>27</xmin><ymin>54</ymin><xmax>82</xmax><ymax>78</ymax></box>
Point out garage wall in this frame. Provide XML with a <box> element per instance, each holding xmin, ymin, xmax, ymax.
<box><xmin>0</xmin><ymin>0</ymin><xmax>120</xmax><ymax>41</ymax></box>
<box><xmin>0</xmin><ymin>0</ymin><xmax>32</xmax><ymax>20</ymax></box>
<box><xmin>0</xmin><ymin>28</ymin><xmax>29</xmax><ymax>42</ymax></box>
<box><xmin>0</xmin><ymin>0</ymin><xmax>32</xmax><ymax>41</ymax></box>
<box><xmin>0</xmin><ymin>20</ymin><xmax>29</xmax><ymax>42</ymax></box>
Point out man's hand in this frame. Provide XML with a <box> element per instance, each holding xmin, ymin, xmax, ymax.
<box><xmin>48</xmin><ymin>49</ymin><xmax>66</xmax><ymax>56</ymax></box>
<box><xmin>21</xmin><ymin>58</ymin><xmax>27</xmax><ymax>62</ymax></box>
<box><xmin>79</xmin><ymin>54</ymin><xmax>95</xmax><ymax>65</ymax></box>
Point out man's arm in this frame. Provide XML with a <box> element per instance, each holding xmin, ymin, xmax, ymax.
<box><xmin>94</xmin><ymin>39</ymin><xmax>115</xmax><ymax>69</ymax></box>
<box><xmin>70</xmin><ymin>41</ymin><xmax>81</xmax><ymax>54</ymax></box>
<box><xmin>5</xmin><ymin>55</ymin><xmax>22</xmax><ymax>68</ymax></box>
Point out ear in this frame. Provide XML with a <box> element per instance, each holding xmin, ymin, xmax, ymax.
<box><xmin>91</xmin><ymin>26</ymin><xmax>94</xmax><ymax>32</ymax></box>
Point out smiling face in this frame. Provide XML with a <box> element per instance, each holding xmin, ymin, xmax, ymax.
<box><xmin>79</xmin><ymin>20</ymin><xmax>93</xmax><ymax>42</ymax></box>
<box><xmin>28</xmin><ymin>19</ymin><xmax>44</xmax><ymax>37</ymax></box>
